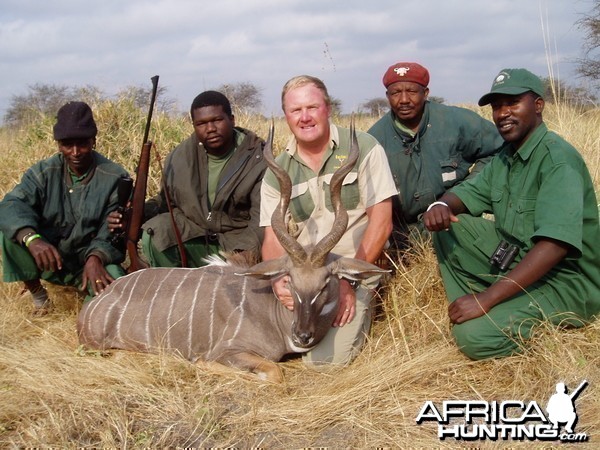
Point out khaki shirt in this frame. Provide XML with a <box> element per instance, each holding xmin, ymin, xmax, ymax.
<box><xmin>260</xmin><ymin>123</ymin><xmax>397</xmax><ymax>258</ymax></box>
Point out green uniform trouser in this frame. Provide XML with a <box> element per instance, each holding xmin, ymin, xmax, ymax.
<box><xmin>433</xmin><ymin>215</ymin><xmax>587</xmax><ymax>360</ymax></box>
<box><xmin>141</xmin><ymin>231</ymin><xmax>220</xmax><ymax>268</ymax></box>
<box><xmin>1</xmin><ymin>232</ymin><xmax>124</xmax><ymax>299</ymax></box>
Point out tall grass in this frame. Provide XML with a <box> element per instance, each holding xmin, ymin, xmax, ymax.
<box><xmin>0</xmin><ymin>100</ymin><xmax>598</xmax><ymax>447</ymax></box>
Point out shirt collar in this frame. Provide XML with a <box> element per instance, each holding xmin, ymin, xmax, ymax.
<box><xmin>511</xmin><ymin>123</ymin><xmax>548</xmax><ymax>161</ymax></box>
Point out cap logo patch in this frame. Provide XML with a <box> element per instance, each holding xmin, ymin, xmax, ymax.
<box><xmin>394</xmin><ymin>67</ymin><xmax>410</xmax><ymax>76</ymax></box>
<box><xmin>494</xmin><ymin>71</ymin><xmax>510</xmax><ymax>86</ymax></box>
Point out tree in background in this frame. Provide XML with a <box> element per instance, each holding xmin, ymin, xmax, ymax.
<box><xmin>428</xmin><ymin>96</ymin><xmax>446</xmax><ymax>104</ymax></box>
<box><xmin>360</xmin><ymin>98</ymin><xmax>389</xmax><ymax>117</ymax></box>
<box><xmin>218</xmin><ymin>82</ymin><xmax>263</xmax><ymax>114</ymax></box>
<box><xmin>116</xmin><ymin>85</ymin><xmax>176</xmax><ymax>114</ymax></box>
<box><xmin>3</xmin><ymin>83</ymin><xmax>177</xmax><ymax>127</ymax></box>
<box><xmin>541</xmin><ymin>76</ymin><xmax>597</xmax><ymax>107</ymax></box>
<box><xmin>576</xmin><ymin>0</ymin><xmax>600</xmax><ymax>87</ymax></box>
<box><xmin>329</xmin><ymin>96</ymin><xmax>343</xmax><ymax>117</ymax></box>
<box><xmin>4</xmin><ymin>84</ymin><xmax>83</xmax><ymax>127</ymax></box>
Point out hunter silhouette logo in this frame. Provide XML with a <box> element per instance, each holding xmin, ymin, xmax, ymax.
<box><xmin>546</xmin><ymin>380</ymin><xmax>588</xmax><ymax>435</ymax></box>
<box><xmin>415</xmin><ymin>380</ymin><xmax>589</xmax><ymax>442</ymax></box>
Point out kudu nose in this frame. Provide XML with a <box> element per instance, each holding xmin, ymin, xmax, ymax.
<box><xmin>296</xmin><ymin>331</ymin><xmax>314</xmax><ymax>347</ymax></box>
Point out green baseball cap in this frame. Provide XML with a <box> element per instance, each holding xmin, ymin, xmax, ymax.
<box><xmin>478</xmin><ymin>68</ymin><xmax>544</xmax><ymax>106</ymax></box>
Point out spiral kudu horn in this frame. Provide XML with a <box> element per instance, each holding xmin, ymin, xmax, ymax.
<box><xmin>262</xmin><ymin>121</ymin><xmax>307</xmax><ymax>266</ymax></box>
<box><xmin>309</xmin><ymin>116</ymin><xmax>360</xmax><ymax>267</ymax></box>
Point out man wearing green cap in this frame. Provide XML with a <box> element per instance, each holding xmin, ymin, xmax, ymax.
<box><xmin>0</xmin><ymin>101</ymin><xmax>128</xmax><ymax>314</ymax></box>
<box><xmin>422</xmin><ymin>68</ymin><xmax>600</xmax><ymax>359</ymax></box>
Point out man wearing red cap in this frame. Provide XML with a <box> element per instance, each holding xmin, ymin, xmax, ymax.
<box><xmin>0</xmin><ymin>101</ymin><xmax>128</xmax><ymax>314</ymax></box>
<box><xmin>368</xmin><ymin>62</ymin><xmax>503</xmax><ymax>250</ymax></box>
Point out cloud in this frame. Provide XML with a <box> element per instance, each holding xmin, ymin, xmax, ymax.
<box><xmin>0</xmin><ymin>0</ymin><xmax>591</xmax><ymax>119</ymax></box>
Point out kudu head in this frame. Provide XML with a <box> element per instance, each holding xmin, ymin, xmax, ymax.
<box><xmin>239</xmin><ymin>119</ymin><xmax>388</xmax><ymax>349</ymax></box>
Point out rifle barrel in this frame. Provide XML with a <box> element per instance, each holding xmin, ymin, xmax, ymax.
<box><xmin>142</xmin><ymin>75</ymin><xmax>159</xmax><ymax>144</ymax></box>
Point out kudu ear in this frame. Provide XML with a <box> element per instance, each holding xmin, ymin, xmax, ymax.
<box><xmin>235</xmin><ymin>256</ymin><xmax>290</xmax><ymax>280</ymax></box>
<box><xmin>328</xmin><ymin>257</ymin><xmax>390</xmax><ymax>282</ymax></box>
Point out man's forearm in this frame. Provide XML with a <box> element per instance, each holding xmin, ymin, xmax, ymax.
<box><xmin>437</xmin><ymin>192</ymin><xmax>468</xmax><ymax>216</ymax></box>
<box><xmin>356</xmin><ymin>199</ymin><xmax>392</xmax><ymax>263</ymax></box>
<box><xmin>481</xmin><ymin>238</ymin><xmax>569</xmax><ymax>308</ymax></box>
<box><xmin>261</xmin><ymin>226</ymin><xmax>286</xmax><ymax>260</ymax></box>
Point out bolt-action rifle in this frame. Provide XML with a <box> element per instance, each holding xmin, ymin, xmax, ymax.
<box><xmin>113</xmin><ymin>75</ymin><xmax>159</xmax><ymax>272</ymax></box>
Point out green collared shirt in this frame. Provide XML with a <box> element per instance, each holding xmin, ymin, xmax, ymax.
<box><xmin>452</xmin><ymin>123</ymin><xmax>600</xmax><ymax>295</ymax></box>
<box><xmin>368</xmin><ymin>101</ymin><xmax>503</xmax><ymax>224</ymax></box>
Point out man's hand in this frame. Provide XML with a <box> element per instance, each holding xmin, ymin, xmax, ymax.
<box><xmin>271</xmin><ymin>275</ymin><xmax>293</xmax><ymax>310</ymax></box>
<box><xmin>27</xmin><ymin>239</ymin><xmax>63</xmax><ymax>272</ymax></box>
<box><xmin>448</xmin><ymin>293</ymin><xmax>493</xmax><ymax>324</ymax></box>
<box><xmin>81</xmin><ymin>255</ymin><xmax>115</xmax><ymax>295</ymax></box>
<box><xmin>107</xmin><ymin>210</ymin><xmax>124</xmax><ymax>233</ymax></box>
<box><xmin>333</xmin><ymin>279</ymin><xmax>356</xmax><ymax>327</ymax></box>
<box><xmin>423</xmin><ymin>204</ymin><xmax>459</xmax><ymax>232</ymax></box>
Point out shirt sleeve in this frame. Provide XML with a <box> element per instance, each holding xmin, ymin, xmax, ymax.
<box><xmin>358</xmin><ymin>143</ymin><xmax>397</xmax><ymax>209</ymax></box>
<box><xmin>450</xmin><ymin>156</ymin><xmax>496</xmax><ymax>216</ymax></box>
<box><xmin>259</xmin><ymin>176</ymin><xmax>280</xmax><ymax>228</ymax></box>
<box><xmin>533</xmin><ymin>161</ymin><xmax>585</xmax><ymax>254</ymax></box>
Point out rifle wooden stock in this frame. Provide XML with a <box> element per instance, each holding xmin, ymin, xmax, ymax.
<box><xmin>124</xmin><ymin>75</ymin><xmax>159</xmax><ymax>273</ymax></box>
<box><xmin>126</xmin><ymin>141</ymin><xmax>152</xmax><ymax>272</ymax></box>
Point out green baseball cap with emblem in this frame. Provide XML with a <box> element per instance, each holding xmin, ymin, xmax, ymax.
<box><xmin>478</xmin><ymin>68</ymin><xmax>545</xmax><ymax>106</ymax></box>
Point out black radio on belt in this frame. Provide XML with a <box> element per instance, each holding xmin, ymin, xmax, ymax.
<box><xmin>489</xmin><ymin>240</ymin><xmax>519</xmax><ymax>271</ymax></box>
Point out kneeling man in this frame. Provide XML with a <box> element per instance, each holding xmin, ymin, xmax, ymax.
<box><xmin>423</xmin><ymin>68</ymin><xmax>600</xmax><ymax>359</ymax></box>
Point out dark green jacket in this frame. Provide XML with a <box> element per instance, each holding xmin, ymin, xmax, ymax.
<box><xmin>368</xmin><ymin>101</ymin><xmax>503</xmax><ymax>225</ymax></box>
<box><xmin>143</xmin><ymin>127</ymin><xmax>266</xmax><ymax>253</ymax></box>
<box><xmin>0</xmin><ymin>152</ymin><xmax>128</xmax><ymax>266</ymax></box>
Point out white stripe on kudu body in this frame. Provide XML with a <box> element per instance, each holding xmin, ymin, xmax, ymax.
<box><xmin>77</xmin><ymin>122</ymin><xmax>387</xmax><ymax>382</ymax></box>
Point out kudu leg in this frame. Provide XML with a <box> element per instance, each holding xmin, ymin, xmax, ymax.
<box><xmin>216</xmin><ymin>351</ymin><xmax>284</xmax><ymax>383</ymax></box>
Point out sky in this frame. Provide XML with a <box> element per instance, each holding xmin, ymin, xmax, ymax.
<box><xmin>0</xmin><ymin>0</ymin><xmax>595</xmax><ymax>120</ymax></box>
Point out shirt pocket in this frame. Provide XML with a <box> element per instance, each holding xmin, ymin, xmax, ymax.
<box><xmin>439</xmin><ymin>158</ymin><xmax>460</xmax><ymax>188</ymax></box>
<box><xmin>289</xmin><ymin>182</ymin><xmax>314</xmax><ymax>223</ymax></box>
<box><xmin>513</xmin><ymin>197</ymin><xmax>537</xmax><ymax>242</ymax></box>
<box><xmin>324</xmin><ymin>172</ymin><xmax>360</xmax><ymax>213</ymax></box>
<box><xmin>489</xmin><ymin>187</ymin><xmax>506</xmax><ymax>225</ymax></box>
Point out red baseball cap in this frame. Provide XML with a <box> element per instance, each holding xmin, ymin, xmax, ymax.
<box><xmin>382</xmin><ymin>62</ymin><xmax>430</xmax><ymax>88</ymax></box>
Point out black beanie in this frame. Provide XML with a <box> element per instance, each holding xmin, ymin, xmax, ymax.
<box><xmin>53</xmin><ymin>101</ymin><xmax>98</xmax><ymax>140</ymax></box>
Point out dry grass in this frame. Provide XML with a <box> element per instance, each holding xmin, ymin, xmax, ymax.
<box><xmin>1</xmin><ymin>102</ymin><xmax>599</xmax><ymax>447</ymax></box>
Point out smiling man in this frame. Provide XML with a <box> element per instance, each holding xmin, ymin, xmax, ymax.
<box><xmin>109</xmin><ymin>91</ymin><xmax>267</xmax><ymax>267</ymax></box>
<box><xmin>422</xmin><ymin>68</ymin><xmax>600</xmax><ymax>359</ymax></box>
<box><xmin>368</xmin><ymin>62</ymin><xmax>503</xmax><ymax>250</ymax></box>
<box><xmin>260</xmin><ymin>75</ymin><xmax>397</xmax><ymax>368</ymax></box>
<box><xmin>0</xmin><ymin>101</ymin><xmax>128</xmax><ymax>313</ymax></box>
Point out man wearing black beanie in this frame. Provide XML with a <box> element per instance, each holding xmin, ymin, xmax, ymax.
<box><xmin>0</xmin><ymin>101</ymin><xmax>128</xmax><ymax>314</ymax></box>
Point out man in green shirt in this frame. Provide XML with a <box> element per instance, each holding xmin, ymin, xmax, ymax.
<box><xmin>423</xmin><ymin>68</ymin><xmax>600</xmax><ymax>359</ymax></box>
<box><xmin>368</xmin><ymin>62</ymin><xmax>503</xmax><ymax>249</ymax></box>
<box><xmin>109</xmin><ymin>91</ymin><xmax>267</xmax><ymax>267</ymax></box>
<box><xmin>0</xmin><ymin>101</ymin><xmax>128</xmax><ymax>313</ymax></box>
